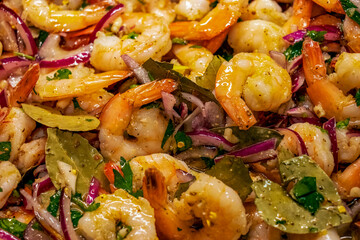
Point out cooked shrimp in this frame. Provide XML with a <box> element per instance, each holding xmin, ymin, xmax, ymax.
<box><xmin>99</xmin><ymin>79</ymin><xmax>177</xmax><ymax>161</ymax></box>
<box><xmin>34</xmin><ymin>67</ymin><xmax>131</xmax><ymax>101</ymax></box>
<box><xmin>14</xmin><ymin>138</ymin><xmax>46</xmax><ymax>174</ymax></box>
<box><xmin>143</xmin><ymin>168</ymin><xmax>247</xmax><ymax>240</ymax></box>
<box><xmin>0</xmin><ymin>107</ymin><xmax>36</xmax><ymax>162</ymax></box>
<box><xmin>172</xmin><ymin>44</ymin><xmax>214</xmax><ymax>81</ymax></box>
<box><xmin>283</xmin><ymin>0</ymin><xmax>312</xmax><ymax>33</ymax></box>
<box><xmin>302</xmin><ymin>38</ymin><xmax>360</xmax><ymax>120</ymax></box>
<box><xmin>170</xmin><ymin>0</ymin><xmax>247</xmax><ymax>40</ymax></box>
<box><xmin>130</xmin><ymin>153</ymin><xmax>191</xmax><ymax>195</ymax></box>
<box><xmin>78</xmin><ymin>189</ymin><xmax>157</xmax><ymax>240</ymax></box>
<box><xmin>215</xmin><ymin>52</ymin><xmax>292</xmax><ymax>129</ymax></box>
<box><xmin>144</xmin><ymin>0</ymin><xmax>176</xmax><ymax>24</ymax></box>
<box><xmin>175</xmin><ymin>0</ymin><xmax>211</xmax><ymax>21</ymax></box>
<box><xmin>333</xmin><ymin>158</ymin><xmax>360</xmax><ymax>199</ymax></box>
<box><xmin>74</xmin><ymin>89</ymin><xmax>114</xmax><ymax>116</ymax></box>
<box><xmin>22</xmin><ymin>0</ymin><xmax>109</xmax><ymax>32</ymax></box>
<box><xmin>336</xmin><ymin>129</ymin><xmax>360</xmax><ymax>164</ymax></box>
<box><xmin>241</xmin><ymin>0</ymin><xmax>290</xmax><ymax>26</ymax></box>
<box><xmin>288</xmin><ymin>123</ymin><xmax>334</xmax><ymax>175</ymax></box>
<box><xmin>228</xmin><ymin>20</ymin><xmax>286</xmax><ymax>54</ymax></box>
<box><xmin>0</xmin><ymin>161</ymin><xmax>21</xmax><ymax>209</ymax></box>
<box><xmin>328</xmin><ymin>52</ymin><xmax>360</xmax><ymax>93</ymax></box>
<box><xmin>90</xmin><ymin>13</ymin><xmax>172</xmax><ymax>72</ymax></box>
<box><xmin>311</xmin><ymin>0</ymin><xmax>344</xmax><ymax>14</ymax></box>
<box><xmin>343</xmin><ymin>16</ymin><xmax>360</xmax><ymax>53</ymax></box>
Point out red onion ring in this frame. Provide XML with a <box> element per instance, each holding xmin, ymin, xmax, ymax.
<box><xmin>187</xmin><ymin>129</ymin><xmax>235</xmax><ymax>151</ymax></box>
<box><xmin>283</xmin><ymin>30</ymin><xmax>307</xmax><ymax>43</ymax></box>
<box><xmin>176</xmin><ymin>169</ymin><xmax>195</xmax><ymax>183</ymax></box>
<box><xmin>278</xmin><ymin>128</ymin><xmax>308</xmax><ymax>155</ymax></box>
<box><xmin>323</xmin><ymin>117</ymin><xmax>338</xmax><ymax>172</ymax></box>
<box><xmin>32</xmin><ymin>175</ymin><xmax>54</xmax><ymax>198</ymax></box>
<box><xmin>60</xmin><ymin>188</ymin><xmax>81</xmax><ymax>240</ymax></box>
<box><xmin>291</xmin><ymin>67</ymin><xmax>305</xmax><ymax>93</ymax></box>
<box><xmin>0</xmin><ymin>56</ymin><xmax>32</xmax><ymax>80</ymax></box>
<box><xmin>0</xmin><ymin>89</ymin><xmax>8</xmax><ymax>108</ymax></box>
<box><xmin>89</xmin><ymin>3</ymin><xmax>125</xmax><ymax>43</ymax></box>
<box><xmin>24</xmin><ymin>218</ymin><xmax>52</xmax><ymax>240</ymax></box>
<box><xmin>161</xmin><ymin>91</ymin><xmax>177</xmax><ymax>120</ymax></box>
<box><xmin>86</xmin><ymin>177</ymin><xmax>100</xmax><ymax>205</ymax></box>
<box><xmin>121</xmin><ymin>54</ymin><xmax>151</xmax><ymax>84</ymax></box>
<box><xmin>287</xmin><ymin>55</ymin><xmax>303</xmax><ymax>73</ymax></box>
<box><xmin>269</xmin><ymin>51</ymin><xmax>287</xmax><ymax>69</ymax></box>
<box><xmin>224</xmin><ymin>138</ymin><xmax>277</xmax><ymax>159</ymax></box>
<box><xmin>0</xmin><ymin>4</ymin><xmax>37</xmax><ymax>55</ymax></box>
<box><xmin>240</xmin><ymin>149</ymin><xmax>278</xmax><ymax>163</ymax></box>
<box><xmin>0</xmin><ymin>229</ymin><xmax>20</xmax><ymax>240</ymax></box>
<box><xmin>181</xmin><ymin>92</ymin><xmax>205</xmax><ymax>116</ymax></box>
<box><xmin>39</xmin><ymin>52</ymin><xmax>90</xmax><ymax>68</ymax></box>
<box><xmin>286</xmin><ymin>106</ymin><xmax>316</xmax><ymax>118</ymax></box>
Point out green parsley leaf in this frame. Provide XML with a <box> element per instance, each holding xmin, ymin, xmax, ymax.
<box><xmin>161</xmin><ymin>120</ymin><xmax>174</xmax><ymax>149</ymax></box>
<box><xmin>79</xmin><ymin>0</ymin><xmax>89</xmax><ymax>10</ymax></box>
<box><xmin>148</xmin><ymin>72</ymin><xmax>155</xmax><ymax>81</ymax></box>
<box><xmin>293</xmin><ymin>177</ymin><xmax>324</xmax><ymax>214</ymax></box>
<box><xmin>129</xmin><ymin>84</ymin><xmax>139</xmax><ymax>89</ymax></box>
<box><xmin>14</xmin><ymin>52</ymin><xmax>36</xmax><ymax>60</ymax></box>
<box><xmin>174</xmin><ymin>180</ymin><xmax>195</xmax><ymax>199</ymax></box>
<box><xmin>0</xmin><ymin>218</ymin><xmax>27</xmax><ymax>238</ymax></box>
<box><xmin>72</xmin><ymin>97</ymin><xmax>82</xmax><ymax>110</ymax></box>
<box><xmin>340</xmin><ymin>0</ymin><xmax>360</xmax><ymax>26</ymax></box>
<box><xmin>276</xmin><ymin>220</ymin><xmax>287</xmax><ymax>225</ymax></box>
<box><xmin>336</xmin><ymin>118</ymin><xmax>350</xmax><ymax>129</ymax></box>
<box><xmin>172</xmin><ymin>38</ymin><xmax>188</xmax><ymax>45</ymax></box>
<box><xmin>33</xmin><ymin>88</ymin><xmax>38</xmax><ymax>95</ymax></box>
<box><xmin>201</xmin><ymin>157</ymin><xmax>215</xmax><ymax>168</ymax></box>
<box><xmin>127</xmin><ymin>32</ymin><xmax>139</xmax><ymax>39</ymax></box>
<box><xmin>106</xmin><ymin>5</ymin><xmax>114</xmax><ymax>11</ymax></box>
<box><xmin>37</xmin><ymin>30</ymin><xmax>49</xmax><ymax>48</ymax></box>
<box><xmin>71</xmin><ymin>194</ymin><xmax>100</xmax><ymax>212</ymax></box>
<box><xmin>71</xmin><ymin>209</ymin><xmax>83</xmax><ymax>228</ymax></box>
<box><xmin>32</xmin><ymin>221</ymin><xmax>42</xmax><ymax>231</ymax></box>
<box><xmin>174</xmin><ymin>131</ymin><xmax>192</xmax><ymax>152</ymax></box>
<box><xmin>47</xmin><ymin>190</ymin><xmax>61</xmax><ymax>217</ymax></box>
<box><xmin>306</xmin><ymin>31</ymin><xmax>327</xmax><ymax>42</ymax></box>
<box><xmin>137</xmin><ymin>0</ymin><xmax>145</xmax><ymax>4</ymax></box>
<box><xmin>210</xmin><ymin>0</ymin><xmax>219</xmax><ymax>8</ymax></box>
<box><xmin>116</xmin><ymin>224</ymin><xmax>133</xmax><ymax>240</ymax></box>
<box><xmin>0</xmin><ymin>141</ymin><xmax>11</xmax><ymax>161</ymax></box>
<box><xmin>355</xmin><ymin>89</ymin><xmax>360</xmax><ymax>106</ymax></box>
<box><xmin>0</xmin><ymin>187</ymin><xmax>2</xmax><ymax>192</ymax></box>
<box><xmin>189</xmin><ymin>45</ymin><xmax>203</xmax><ymax>49</ymax></box>
<box><xmin>284</xmin><ymin>40</ymin><xmax>303</xmax><ymax>61</ymax></box>
<box><xmin>46</xmin><ymin>69</ymin><xmax>72</xmax><ymax>81</ymax></box>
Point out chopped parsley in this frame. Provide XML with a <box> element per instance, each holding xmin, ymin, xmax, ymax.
<box><xmin>71</xmin><ymin>193</ymin><xmax>100</xmax><ymax>212</ymax></box>
<box><xmin>355</xmin><ymin>89</ymin><xmax>360</xmax><ymax>106</ymax></box>
<box><xmin>189</xmin><ymin>45</ymin><xmax>203</xmax><ymax>49</ymax></box>
<box><xmin>46</xmin><ymin>69</ymin><xmax>72</xmax><ymax>81</ymax></box>
<box><xmin>127</xmin><ymin>32</ymin><xmax>139</xmax><ymax>39</ymax></box>
<box><xmin>292</xmin><ymin>176</ymin><xmax>324</xmax><ymax>214</ymax></box>
<box><xmin>174</xmin><ymin>131</ymin><xmax>192</xmax><ymax>152</ymax></box>
<box><xmin>37</xmin><ymin>30</ymin><xmax>49</xmax><ymax>48</ymax></box>
<box><xmin>14</xmin><ymin>52</ymin><xmax>35</xmax><ymax>60</ymax></box>
<box><xmin>210</xmin><ymin>0</ymin><xmax>219</xmax><ymax>8</ymax></box>
<box><xmin>0</xmin><ymin>187</ymin><xmax>2</xmax><ymax>192</ymax></box>
<box><xmin>0</xmin><ymin>218</ymin><xmax>27</xmax><ymax>238</ymax></box>
<box><xmin>72</xmin><ymin>98</ymin><xmax>82</xmax><ymax>109</ymax></box>
<box><xmin>0</xmin><ymin>141</ymin><xmax>11</xmax><ymax>161</ymax></box>
<box><xmin>284</xmin><ymin>40</ymin><xmax>303</xmax><ymax>61</ymax></box>
<box><xmin>336</xmin><ymin>118</ymin><xmax>350</xmax><ymax>129</ymax></box>
<box><xmin>172</xmin><ymin>38</ymin><xmax>188</xmax><ymax>45</ymax></box>
<box><xmin>306</xmin><ymin>31</ymin><xmax>327</xmax><ymax>42</ymax></box>
<box><xmin>113</xmin><ymin>157</ymin><xmax>143</xmax><ymax>198</ymax></box>
<box><xmin>116</xmin><ymin>222</ymin><xmax>133</xmax><ymax>240</ymax></box>
<box><xmin>106</xmin><ymin>5</ymin><xmax>114</xmax><ymax>11</ymax></box>
<box><xmin>340</xmin><ymin>0</ymin><xmax>360</xmax><ymax>26</ymax></box>
<box><xmin>71</xmin><ymin>209</ymin><xmax>83</xmax><ymax>228</ymax></box>
<box><xmin>161</xmin><ymin>120</ymin><xmax>175</xmax><ymax>149</ymax></box>
<box><xmin>47</xmin><ymin>190</ymin><xmax>61</xmax><ymax>217</ymax></box>
<box><xmin>79</xmin><ymin>0</ymin><xmax>89</xmax><ymax>10</ymax></box>
<box><xmin>276</xmin><ymin>220</ymin><xmax>287</xmax><ymax>225</ymax></box>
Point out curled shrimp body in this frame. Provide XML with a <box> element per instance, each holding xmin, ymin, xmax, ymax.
<box><xmin>333</xmin><ymin>158</ymin><xmax>360</xmax><ymax>198</ymax></box>
<box><xmin>99</xmin><ymin>79</ymin><xmax>177</xmax><ymax>161</ymax></box>
<box><xmin>143</xmin><ymin>168</ymin><xmax>247</xmax><ymax>240</ymax></box>
<box><xmin>0</xmin><ymin>161</ymin><xmax>21</xmax><ymax>209</ymax></box>
<box><xmin>336</xmin><ymin>129</ymin><xmax>360</xmax><ymax>164</ymax></box>
<box><xmin>215</xmin><ymin>52</ymin><xmax>292</xmax><ymax>129</ymax></box>
<box><xmin>172</xmin><ymin>44</ymin><xmax>214</xmax><ymax>81</ymax></box>
<box><xmin>175</xmin><ymin>0</ymin><xmax>211</xmax><ymax>21</ymax></box>
<box><xmin>0</xmin><ymin>107</ymin><xmax>36</xmax><ymax>162</ymax></box>
<box><xmin>90</xmin><ymin>13</ymin><xmax>172</xmax><ymax>72</ymax></box>
<box><xmin>130</xmin><ymin>154</ymin><xmax>191</xmax><ymax>195</ymax></box>
<box><xmin>303</xmin><ymin>38</ymin><xmax>360</xmax><ymax>120</ymax></box>
<box><xmin>328</xmin><ymin>52</ymin><xmax>360</xmax><ymax>93</ymax></box>
<box><xmin>78</xmin><ymin>189</ymin><xmax>157</xmax><ymax>240</ymax></box>
<box><xmin>283</xmin><ymin>0</ymin><xmax>312</xmax><ymax>33</ymax></box>
<box><xmin>288</xmin><ymin>123</ymin><xmax>334</xmax><ymax>175</ymax></box>
<box><xmin>170</xmin><ymin>0</ymin><xmax>247</xmax><ymax>40</ymax></box>
<box><xmin>228</xmin><ymin>20</ymin><xmax>286</xmax><ymax>54</ymax></box>
<box><xmin>22</xmin><ymin>0</ymin><xmax>109</xmax><ymax>32</ymax></box>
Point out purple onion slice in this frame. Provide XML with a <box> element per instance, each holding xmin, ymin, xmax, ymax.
<box><xmin>323</xmin><ymin>117</ymin><xmax>338</xmax><ymax>172</ymax></box>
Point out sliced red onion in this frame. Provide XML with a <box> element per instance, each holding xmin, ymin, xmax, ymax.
<box><xmin>187</xmin><ymin>129</ymin><xmax>235</xmax><ymax>151</ymax></box>
<box><xmin>0</xmin><ymin>229</ymin><xmax>20</xmax><ymax>240</ymax></box>
<box><xmin>90</xmin><ymin>3</ymin><xmax>125</xmax><ymax>43</ymax></box>
<box><xmin>346</xmin><ymin>130</ymin><xmax>360</xmax><ymax>138</ymax></box>
<box><xmin>204</xmin><ymin>101</ymin><xmax>225</xmax><ymax>128</ymax></box>
<box><xmin>33</xmin><ymin>164</ymin><xmax>47</xmax><ymax>177</ymax></box>
<box><xmin>223</xmin><ymin>138</ymin><xmax>277</xmax><ymax>160</ymax></box>
<box><xmin>350</xmin><ymin>199</ymin><xmax>360</xmax><ymax>218</ymax></box>
<box><xmin>176</xmin><ymin>169</ymin><xmax>195</xmax><ymax>183</ymax></box>
<box><xmin>60</xmin><ymin>188</ymin><xmax>81</xmax><ymax>240</ymax></box>
<box><xmin>0</xmin><ymin>89</ymin><xmax>8</xmax><ymax>108</ymax></box>
<box><xmin>39</xmin><ymin>52</ymin><xmax>90</xmax><ymax>68</ymax></box>
<box><xmin>180</xmin><ymin>102</ymin><xmax>188</xmax><ymax>119</ymax></box>
<box><xmin>20</xmin><ymin>189</ymin><xmax>64</xmax><ymax>239</ymax></box>
<box><xmin>286</xmin><ymin>106</ymin><xmax>316</xmax><ymax>118</ymax></box>
<box><xmin>24</xmin><ymin>218</ymin><xmax>52</xmax><ymax>240</ymax></box>
<box><xmin>291</xmin><ymin>67</ymin><xmax>305</xmax><ymax>93</ymax></box>
<box><xmin>283</xmin><ymin>30</ymin><xmax>307</xmax><ymax>43</ymax></box>
<box><xmin>175</xmin><ymin>107</ymin><xmax>201</xmax><ymax>134</ymax></box>
<box><xmin>161</xmin><ymin>91</ymin><xmax>177</xmax><ymax>120</ymax></box>
<box><xmin>32</xmin><ymin>175</ymin><xmax>54</xmax><ymax>198</ymax></box>
<box><xmin>269</xmin><ymin>51</ymin><xmax>286</xmax><ymax>69</ymax></box>
<box><xmin>240</xmin><ymin>149</ymin><xmax>278</xmax><ymax>163</ymax></box>
<box><xmin>278</xmin><ymin>128</ymin><xmax>308</xmax><ymax>155</ymax></box>
<box><xmin>307</xmin><ymin>25</ymin><xmax>341</xmax><ymax>41</ymax></box>
<box><xmin>86</xmin><ymin>177</ymin><xmax>100</xmax><ymax>205</ymax></box>
<box><xmin>0</xmin><ymin>56</ymin><xmax>32</xmax><ymax>80</ymax></box>
<box><xmin>289</xmin><ymin>116</ymin><xmax>322</xmax><ymax>126</ymax></box>
<box><xmin>257</xmin><ymin>112</ymin><xmax>288</xmax><ymax>128</ymax></box>
<box><xmin>287</xmin><ymin>54</ymin><xmax>303</xmax><ymax>74</ymax></box>
<box><xmin>0</xmin><ymin>4</ymin><xmax>37</xmax><ymax>55</ymax></box>
<box><xmin>121</xmin><ymin>54</ymin><xmax>151</xmax><ymax>84</ymax></box>
<box><xmin>323</xmin><ymin>117</ymin><xmax>338</xmax><ymax>173</ymax></box>
<box><xmin>181</xmin><ymin>92</ymin><xmax>205</xmax><ymax>116</ymax></box>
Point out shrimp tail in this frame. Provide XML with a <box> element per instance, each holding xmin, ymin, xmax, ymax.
<box><xmin>143</xmin><ymin>167</ymin><xmax>167</xmax><ymax>209</ymax></box>
<box><xmin>302</xmin><ymin>38</ymin><xmax>327</xmax><ymax>85</ymax></box>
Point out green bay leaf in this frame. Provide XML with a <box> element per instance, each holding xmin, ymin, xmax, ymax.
<box><xmin>45</xmin><ymin>128</ymin><xmax>109</xmax><ymax>194</ymax></box>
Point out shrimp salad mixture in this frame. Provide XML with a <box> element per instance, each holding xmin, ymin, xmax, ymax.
<box><xmin>0</xmin><ymin>0</ymin><xmax>360</xmax><ymax>239</ymax></box>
